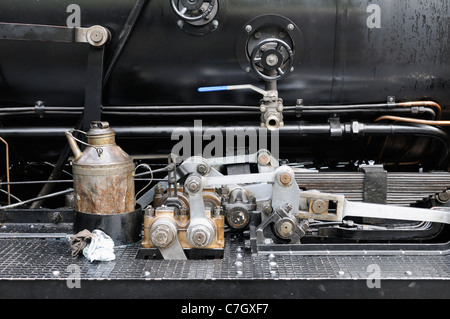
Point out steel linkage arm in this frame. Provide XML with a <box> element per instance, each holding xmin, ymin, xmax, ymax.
<box><xmin>298</xmin><ymin>191</ymin><xmax>450</xmax><ymax>225</ymax></box>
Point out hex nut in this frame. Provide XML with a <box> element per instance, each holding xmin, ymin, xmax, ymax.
<box><xmin>187</xmin><ymin>180</ymin><xmax>201</xmax><ymax>192</ymax></box>
<box><xmin>150</xmin><ymin>223</ymin><xmax>175</xmax><ymax>248</ymax></box>
<box><xmin>196</xmin><ymin>163</ymin><xmax>209</xmax><ymax>175</ymax></box>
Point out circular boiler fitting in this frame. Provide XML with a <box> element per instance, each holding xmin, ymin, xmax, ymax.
<box><xmin>171</xmin><ymin>0</ymin><xmax>217</xmax><ymax>23</ymax></box>
<box><xmin>235</xmin><ymin>15</ymin><xmax>305</xmax><ymax>81</ymax></box>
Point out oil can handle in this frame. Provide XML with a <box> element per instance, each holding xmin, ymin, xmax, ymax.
<box><xmin>65</xmin><ymin>129</ymin><xmax>104</xmax><ymax>158</ymax></box>
<box><xmin>135</xmin><ymin>163</ymin><xmax>153</xmax><ymax>200</ymax></box>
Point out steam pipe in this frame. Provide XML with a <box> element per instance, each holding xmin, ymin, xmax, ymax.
<box><xmin>0</xmin><ymin>122</ymin><xmax>446</xmax><ymax>141</ymax></box>
<box><xmin>0</xmin><ymin>122</ymin><xmax>446</xmax><ymax>167</ymax></box>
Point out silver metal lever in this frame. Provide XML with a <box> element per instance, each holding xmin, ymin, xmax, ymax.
<box><xmin>299</xmin><ymin>191</ymin><xmax>450</xmax><ymax>225</ymax></box>
<box><xmin>184</xmin><ymin>174</ymin><xmax>216</xmax><ymax>248</ymax></box>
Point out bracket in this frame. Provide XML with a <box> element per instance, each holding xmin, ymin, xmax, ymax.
<box><xmin>0</xmin><ymin>23</ymin><xmax>109</xmax><ymax>46</ymax></box>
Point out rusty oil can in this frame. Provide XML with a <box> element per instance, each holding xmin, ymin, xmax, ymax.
<box><xmin>66</xmin><ymin>121</ymin><xmax>142</xmax><ymax>245</ymax></box>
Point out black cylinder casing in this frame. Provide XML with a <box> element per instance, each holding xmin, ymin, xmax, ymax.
<box><xmin>0</xmin><ymin>0</ymin><xmax>448</xmax><ymax>110</ymax></box>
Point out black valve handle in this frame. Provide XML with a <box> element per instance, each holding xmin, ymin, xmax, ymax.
<box><xmin>250</xmin><ymin>38</ymin><xmax>294</xmax><ymax>82</ymax></box>
<box><xmin>170</xmin><ymin>0</ymin><xmax>216</xmax><ymax>22</ymax></box>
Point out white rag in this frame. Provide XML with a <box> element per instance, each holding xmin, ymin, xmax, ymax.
<box><xmin>82</xmin><ymin>229</ymin><xmax>116</xmax><ymax>262</ymax></box>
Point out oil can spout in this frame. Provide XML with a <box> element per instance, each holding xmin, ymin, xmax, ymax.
<box><xmin>65</xmin><ymin>130</ymin><xmax>82</xmax><ymax>159</ymax></box>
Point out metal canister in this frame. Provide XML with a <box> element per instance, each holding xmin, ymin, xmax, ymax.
<box><xmin>66</xmin><ymin>121</ymin><xmax>136</xmax><ymax>215</ymax></box>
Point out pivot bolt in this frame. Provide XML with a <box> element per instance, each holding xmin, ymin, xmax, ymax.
<box><xmin>275</xmin><ymin>218</ymin><xmax>295</xmax><ymax>239</ymax></box>
<box><xmin>311</xmin><ymin>199</ymin><xmax>328</xmax><ymax>214</ymax></box>
<box><xmin>90</xmin><ymin>29</ymin><xmax>103</xmax><ymax>43</ymax></box>
<box><xmin>192</xmin><ymin>230</ymin><xmax>207</xmax><ymax>246</ymax></box>
<box><xmin>196</xmin><ymin>163</ymin><xmax>208</xmax><ymax>175</ymax></box>
<box><xmin>279</xmin><ymin>172</ymin><xmax>292</xmax><ymax>185</ymax></box>
<box><xmin>86</xmin><ymin>25</ymin><xmax>109</xmax><ymax>47</ymax></box>
<box><xmin>437</xmin><ymin>191</ymin><xmax>450</xmax><ymax>203</ymax></box>
<box><xmin>187</xmin><ymin>180</ymin><xmax>201</xmax><ymax>193</ymax></box>
<box><xmin>258</xmin><ymin>153</ymin><xmax>270</xmax><ymax>166</ymax></box>
<box><xmin>188</xmin><ymin>224</ymin><xmax>214</xmax><ymax>248</ymax></box>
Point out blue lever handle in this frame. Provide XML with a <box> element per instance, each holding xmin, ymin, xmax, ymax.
<box><xmin>198</xmin><ymin>86</ymin><xmax>229</xmax><ymax>92</ymax></box>
<box><xmin>197</xmin><ymin>84</ymin><xmax>267</xmax><ymax>96</ymax></box>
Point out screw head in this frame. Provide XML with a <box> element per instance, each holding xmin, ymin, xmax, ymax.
<box><xmin>266</xmin><ymin>54</ymin><xmax>279</xmax><ymax>67</ymax></box>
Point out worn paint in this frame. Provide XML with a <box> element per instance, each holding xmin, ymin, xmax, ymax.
<box><xmin>68</xmin><ymin>123</ymin><xmax>136</xmax><ymax>215</ymax></box>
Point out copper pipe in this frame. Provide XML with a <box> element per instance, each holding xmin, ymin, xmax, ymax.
<box><xmin>375</xmin><ymin>115</ymin><xmax>450</xmax><ymax>126</ymax></box>
<box><xmin>396</xmin><ymin>101</ymin><xmax>442</xmax><ymax>119</ymax></box>
<box><xmin>0</xmin><ymin>137</ymin><xmax>10</xmax><ymax>205</ymax></box>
